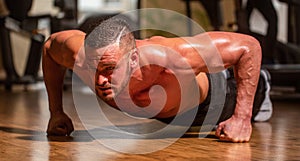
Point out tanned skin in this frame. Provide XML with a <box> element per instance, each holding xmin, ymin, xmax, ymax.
<box><xmin>43</xmin><ymin>30</ymin><xmax>261</xmax><ymax>143</ymax></box>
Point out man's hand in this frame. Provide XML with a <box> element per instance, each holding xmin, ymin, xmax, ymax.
<box><xmin>47</xmin><ymin>112</ymin><xmax>74</xmax><ymax>136</ymax></box>
<box><xmin>215</xmin><ymin>115</ymin><xmax>252</xmax><ymax>142</ymax></box>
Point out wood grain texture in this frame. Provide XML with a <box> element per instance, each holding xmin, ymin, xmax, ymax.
<box><xmin>0</xmin><ymin>85</ymin><xmax>299</xmax><ymax>161</ymax></box>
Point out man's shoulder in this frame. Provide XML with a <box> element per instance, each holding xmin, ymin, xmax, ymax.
<box><xmin>50</xmin><ymin>30</ymin><xmax>86</xmax><ymax>43</ymax></box>
<box><xmin>56</xmin><ymin>29</ymin><xmax>85</xmax><ymax>36</ymax></box>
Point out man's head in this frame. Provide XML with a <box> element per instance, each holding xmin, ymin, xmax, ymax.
<box><xmin>85</xmin><ymin>16</ymin><xmax>136</xmax><ymax>51</ymax></box>
<box><xmin>84</xmin><ymin>17</ymin><xmax>138</xmax><ymax>102</ymax></box>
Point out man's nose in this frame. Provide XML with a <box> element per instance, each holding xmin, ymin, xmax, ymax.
<box><xmin>97</xmin><ymin>75</ymin><xmax>110</xmax><ymax>86</ymax></box>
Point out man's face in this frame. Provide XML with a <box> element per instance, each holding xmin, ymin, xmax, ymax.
<box><xmin>87</xmin><ymin>44</ymin><xmax>133</xmax><ymax>102</ymax></box>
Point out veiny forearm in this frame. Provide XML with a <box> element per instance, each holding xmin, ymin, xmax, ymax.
<box><xmin>233</xmin><ymin>40</ymin><xmax>261</xmax><ymax>119</ymax></box>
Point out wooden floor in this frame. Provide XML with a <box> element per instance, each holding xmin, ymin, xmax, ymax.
<box><xmin>0</xmin><ymin>83</ymin><xmax>300</xmax><ymax>161</ymax></box>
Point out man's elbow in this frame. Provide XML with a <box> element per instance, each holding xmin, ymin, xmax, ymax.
<box><xmin>239</xmin><ymin>35</ymin><xmax>262</xmax><ymax>66</ymax></box>
<box><xmin>246</xmin><ymin>36</ymin><xmax>262</xmax><ymax>60</ymax></box>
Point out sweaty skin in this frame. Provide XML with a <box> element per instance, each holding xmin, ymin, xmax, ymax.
<box><xmin>43</xmin><ymin>30</ymin><xmax>261</xmax><ymax>142</ymax></box>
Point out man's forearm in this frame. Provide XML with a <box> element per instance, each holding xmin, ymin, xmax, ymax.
<box><xmin>233</xmin><ymin>38</ymin><xmax>262</xmax><ymax>119</ymax></box>
<box><xmin>42</xmin><ymin>46</ymin><xmax>66</xmax><ymax>115</ymax></box>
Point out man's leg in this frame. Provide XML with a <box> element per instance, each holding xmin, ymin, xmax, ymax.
<box><xmin>217</xmin><ymin>68</ymin><xmax>273</xmax><ymax>123</ymax></box>
<box><xmin>253</xmin><ymin>69</ymin><xmax>273</xmax><ymax>121</ymax></box>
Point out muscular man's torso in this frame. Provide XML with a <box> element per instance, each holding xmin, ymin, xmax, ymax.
<box><xmin>48</xmin><ymin>30</ymin><xmax>217</xmax><ymax>118</ymax></box>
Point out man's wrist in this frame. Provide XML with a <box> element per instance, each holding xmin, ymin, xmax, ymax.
<box><xmin>232</xmin><ymin>113</ymin><xmax>252</xmax><ymax>120</ymax></box>
<box><xmin>50</xmin><ymin>108</ymin><xmax>64</xmax><ymax>116</ymax></box>
<box><xmin>234</xmin><ymin>100</ymin><xmax>253</xmax><ymax>120</ymax></box>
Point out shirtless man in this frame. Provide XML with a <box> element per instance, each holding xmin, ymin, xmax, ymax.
<box><xmin>43</xmin><ymin>17</ymin><xmax>272</xmax><ymax>142</ymax></box>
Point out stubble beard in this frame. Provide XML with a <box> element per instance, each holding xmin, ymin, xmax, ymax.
<box><xmin>100</xmin><ymin>65</ymin><xmax>131</xmax><ymax>102</ymax></box>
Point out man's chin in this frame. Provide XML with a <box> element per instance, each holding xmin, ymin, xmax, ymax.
<box><xmin>96</xmin><ymin>87</ymin><xmax>124</xmax><ymax>102</ymax></box>
<box><xmin>101</xmin><ymin>94</ymin><xmax>115</xmax><ymax>102</ymax></box>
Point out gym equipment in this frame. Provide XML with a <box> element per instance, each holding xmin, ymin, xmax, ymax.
<box><xmin>0</xmin><ymin>0</ymin><xmax>50</xmax><ymax>90</ymax></box>
<box><xmin>265</xmin><ymin>0</ymin><xmax>300</xmax><ymax>92</ymax></box>
<box><xmin>51</xmin><ymin>0</ymin><xmax>78</xmax><ymax>33</ymax></box>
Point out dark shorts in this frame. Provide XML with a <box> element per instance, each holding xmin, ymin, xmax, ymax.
<box><xmin>157</xmin><ymin>69</ymin><xmax>266</xmax><ymax>126</ymax></box>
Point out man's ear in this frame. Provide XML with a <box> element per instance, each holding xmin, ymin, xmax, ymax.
<box><xmin>129</xmin><ymin>50</ymin><xmax>139</xmax><ymax>68</ymax></box>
